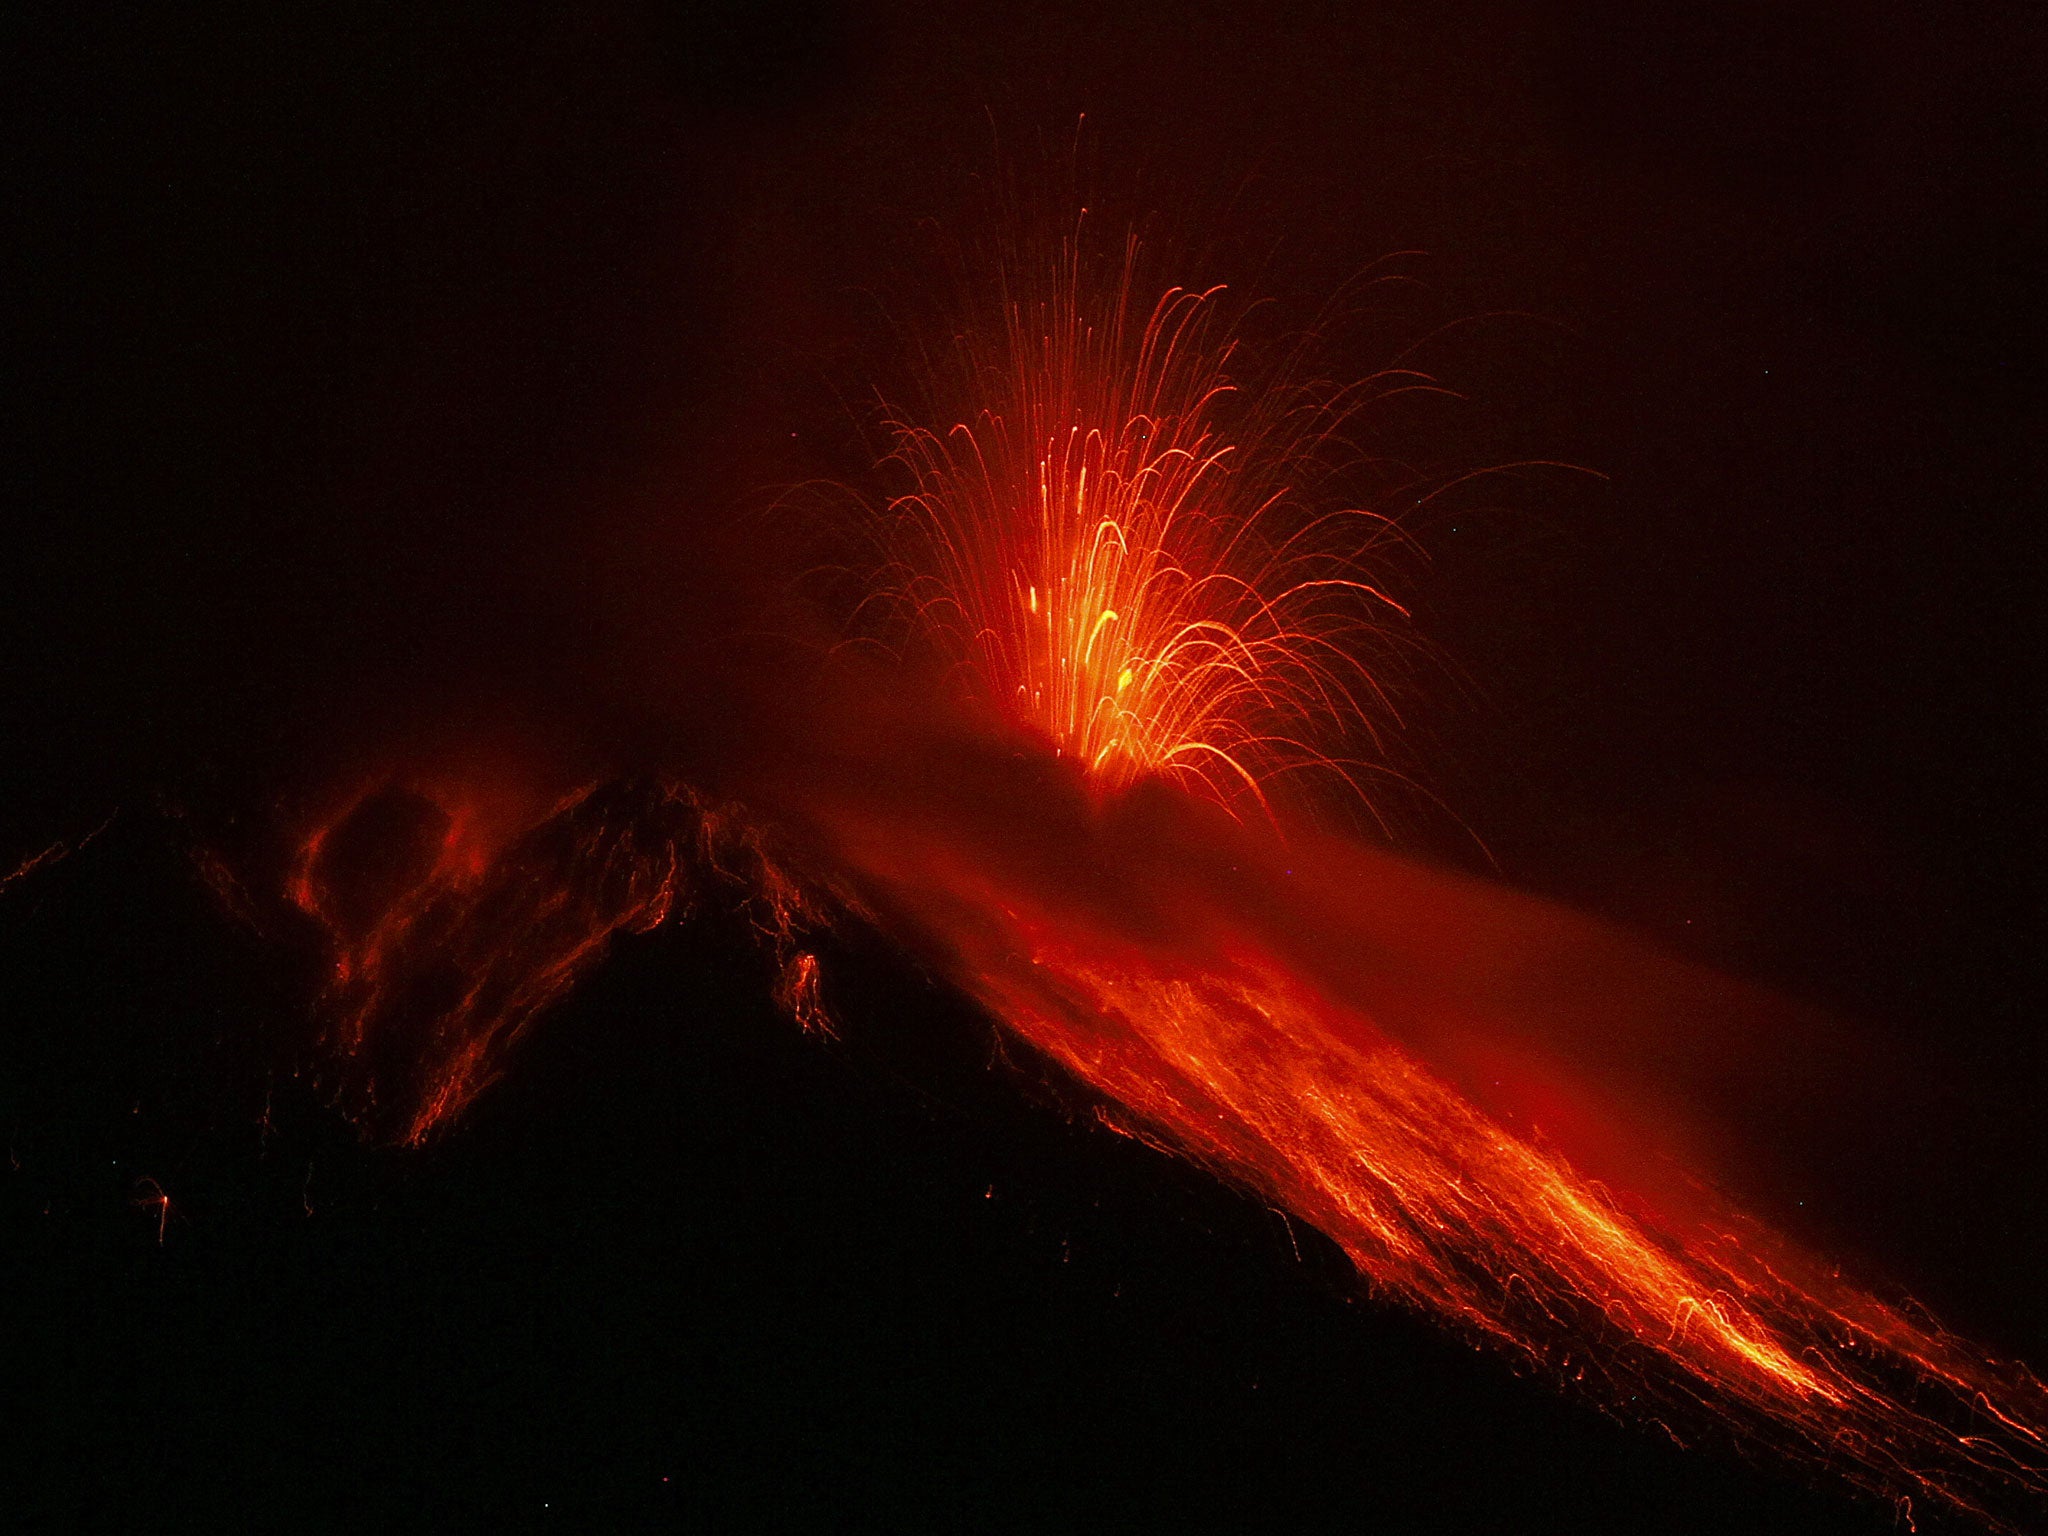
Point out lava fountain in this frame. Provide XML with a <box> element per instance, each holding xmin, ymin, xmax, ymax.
<box><xmin>836</xmin><ymin>226</ymin><xmax>1426</xmax><ymax>821</ymax></box>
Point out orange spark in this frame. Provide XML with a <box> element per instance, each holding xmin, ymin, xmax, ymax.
<box><xmin>133</xmin><ymin>1176</ymin><xmax>174</xmax><ymax>1245</ymax></box>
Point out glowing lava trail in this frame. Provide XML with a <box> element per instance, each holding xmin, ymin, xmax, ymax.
<box><xmin>784</xmin><ymin>744</ymin><xmax>2048</xmax><ymax>1531</ymax></box>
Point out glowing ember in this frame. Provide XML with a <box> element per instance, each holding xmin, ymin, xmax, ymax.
<box><xmin>2</xmin><ymin>813</ymin><xmax>117</xmax><ymax>900</ymax></box>
<box><xmin>132</xmin><ymin>1175</ymin><xmax>175</xmax><ymax>1245</ymax></box>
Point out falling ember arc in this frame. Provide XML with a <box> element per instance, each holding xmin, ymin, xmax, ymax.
<box><xmin>852</xmin><ymin>234</ymin><xmax>1418</xmax><ymax>818</ymax></box>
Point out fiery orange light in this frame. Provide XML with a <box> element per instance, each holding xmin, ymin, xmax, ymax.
<box><xmin>793</xmin><ymin>231</ymin><xmax>2048</xmax><ymax>1528</ymax></box>
<box><xmin>861</xmin><ymin>231</ymin><xmax>1413</xmax><ymax>817</ymax></box>
<box><xmin>246</xmin><ymin>221</ymin><xmax>2048</xmax><ymax>1531</ymax></box>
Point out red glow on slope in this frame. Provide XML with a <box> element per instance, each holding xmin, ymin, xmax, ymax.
<box><xmin>287</xmin><ymin>771</ymin><xmax>695</xmax><ymax>1143</ymax></box>
<box><xmin>775</xmin><ymin>730</ymin><xmax>2048</xmax><ymax>1530</ymax></box>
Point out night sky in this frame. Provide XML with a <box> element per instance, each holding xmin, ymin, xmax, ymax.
<box><xmin>7</xmin><ymin>4</ymin><xmax>2048</xmax><ymax>1531</ymax></box>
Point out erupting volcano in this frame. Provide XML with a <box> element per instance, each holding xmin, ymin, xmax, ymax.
<box><xmin>207</xmin><ymin>231</ymin><xmax>2048</xmax><ymax>1531</ymax></box>
<box><xmin>850</xmin><ymin>230</ymin><xmax>1413</xmax><ymax>814</ymax></box>
<box><xmin>19</xmin><ymin>2</ymin><xmax>2048</xmax><ymax>1527</ymax></box>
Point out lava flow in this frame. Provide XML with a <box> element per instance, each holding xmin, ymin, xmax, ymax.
<box><xmin>281</xmin><ymin>761</ymin><xmax>831</xmax><ymax>1144</ymax></box>
<box><xmin>774</xmin><ymin>714</ymin><xmax>2048</xmax><ymax>1531</ymax></box>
